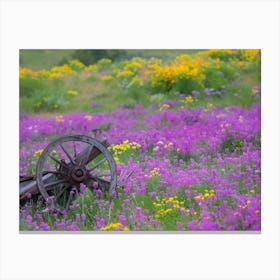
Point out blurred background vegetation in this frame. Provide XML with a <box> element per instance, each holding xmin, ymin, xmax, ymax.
<box><xmin>20</xmin><ymin>49</ymin><xmax>203</xmax><ymax>69</ymax></box>
<box><xmin>19</xmin><ymin>49</ymin><xmax>261</xmax><ymax>115</ymax></box>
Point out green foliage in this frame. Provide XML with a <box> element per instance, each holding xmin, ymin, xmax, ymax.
<box><xmin>149</xmin><ymin>93</ymin><xmax>166</xmax><ymax>103</ymax></box>
<box><xmin>203</xmin><ymin>66</ymin><xmax>230</xmax><ymax>89</ymax></box>
<box><xmin>71</xmin><ymin>50</ymin><xmax>127</xmax><ymax>65</ymax></box>
<box><xmin>174</xmin><ymin>76</ymin><xmax>203</xmax><ymax>93</ymax></box>
<box><xmin>221</xmin><ymin>138</ymin><xmax>244</xmax><ymax>153</ymax></box>
<box><xmin>20</xmin><ymin>77</ymin><xmax>70</xmax><ymax>112</ymax></box>
<box><xmin>20</xmin><ymin>75</ymin><xmax>45</xmax><ymax>97</ymax></box>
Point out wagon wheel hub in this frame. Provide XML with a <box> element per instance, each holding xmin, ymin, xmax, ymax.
<box><xmin>70</xmin><ymin>166</ymin><xmax>87</xmax><ymax>183</ymax></box>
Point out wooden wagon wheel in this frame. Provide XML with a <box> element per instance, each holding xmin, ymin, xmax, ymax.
<box><xmin>36</xmin><ymin>135</ymin><xmax>117</xmax><ymax>212</ymax></box>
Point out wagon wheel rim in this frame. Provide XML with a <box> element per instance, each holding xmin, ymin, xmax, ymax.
<box><xmin>36</xmin><ymin>135</ymin><xmax>117</xmax><ymax>212</ymax></box>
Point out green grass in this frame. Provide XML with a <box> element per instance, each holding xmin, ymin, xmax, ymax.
<box><xmin>20</xmin><ymin>50</ymin><xmax>75</xmax><ymax>70</ymax></box>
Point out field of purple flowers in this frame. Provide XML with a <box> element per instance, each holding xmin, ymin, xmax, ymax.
<box><xmin>19</xmin><ymin>50</ymin><xmax>261</xmax><ymax>231</ymax></box>
<box><xmin>20</xmin><ymin>100</ymin><xmax>261</xmax><ymax>231</ymax></box>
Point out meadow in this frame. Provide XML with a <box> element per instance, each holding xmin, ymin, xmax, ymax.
<box><xmin>19</xmin><ymin>49</ymin><xmax>261</xmax><ymax>231</ymax></box>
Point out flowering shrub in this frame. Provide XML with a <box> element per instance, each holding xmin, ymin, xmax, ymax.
<box><xmin>20</xmin><ymin>64</ymin><xmax>80</xmax><ymax>112</ymax></box>
<box><xmin>69</xmin><ymin>59</ymin><xmax>85</xmax><ymax>72</ymax></box>
<box><xmin>96</xmin><ymin>58</ymin><xmax>112</xmax><ymax>70</ymax></box>
<box><xmin>203</xmin><ymin>49</ymin><xmax>260</xmax><ymax>62</ymax></box>
<box><xmin>147</xmin><ymin>58</ymin><xmax>205</xmax><ymax>93</ymax></box>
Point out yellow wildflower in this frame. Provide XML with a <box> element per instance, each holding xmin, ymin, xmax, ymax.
<box><xmin>114</xmin><ymin>157</ymin><xmax>120</xmax><ymax>163</ymax></box>
<box><xmin>149</xmin><ymin>167</ymin><xmax>161</xmax><ymax>177</ymax></box>
<box><xmin>19</xmin><ymin>68</ymin><xmax>37</xmax><ymax>79</ymax></box>
<box><xmin>185</xmin><ymin>96</ymin><xmax>194</xmax><ymax>103</ymax></box>
<box><xmin>34</xmin><ymin>149</ymin><xmax>44</xmax><ymax>157</ymax></box>
<box><xmin>67</xmin><ymin>90</ymin><xmax>78</xmax><ymax>96</ymax></box>
<box><xmin>101</xmin><ymin>75</ymin><xmax>113</xmax><ymax>81</ymax></box>
<box><xmin>101</xmin><ymin>222</ymin><xmax>128</xmax><ymax>231</ymax></box>
<box><xmin>117</xmin><ymin>70</ymin><xmax>134</xmax><ymax>78</ymax></box>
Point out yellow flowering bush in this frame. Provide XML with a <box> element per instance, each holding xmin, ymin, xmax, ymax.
<box><xmin>147</xmin><ymin>57</ymin><xmax>162</xmax><ymax>67</ymax></box>
<box><xmin>20</xmin><ymin>63</ymin><xmax>76</xmax><ymax>81</ymax></box>
<box><xmin>204</xmin><ymin>49</ymin><xmax>234</xmax><ymax>61</ymax></box>
<box><xmin>116</xmin><ymin>70</ymin><xmax>136</xmax><ymax>89</ymax></box>
<box><xmin>20</xmin><ymin>68</ymin><xmax>37</xmax><ymax>79</ymax></box>
<box><xmin>148</xmin><ymin>56</ymin><xmax>205</xmax><ymax>93</ymax></box>
<box><xmin>48</xmin><ymin>64</ymin><xmax>75</xmax><ymax>79</ymax></box>
<box><xmin>117</xmin><ymin>70</ymin><xmax>135</xmax><ymax>78</ymax></box>
<box><xmin>97</xmin><ymin>58</ymin><xmax>112</xmax><ymax>70</ymax></box>
<box><xmin>37</xmin><ymin>69</ymin><xmax>51</xmax><ymax>79</ymax></box>
<box><xmin>238</xmin><ymin>49</ymin><xmax>259</xmax><ymax>62</ymax></box>
<box><xmin>130</xmin><ymin>76</ymin><xmax>142</xmax><ymax>86</ymax></box>
<box><xmin>20</xmin><ymin>60</ymin><xmax>83</xmax><ymax>111</ymax></box>
<box><xmin>84</xmin><ymin>64</ymin><xmax>98</xmax><ymax>72</ymax></box>
<box><xmin>123</xmin><ymin>57</ymin><xmax>144</xmax><ymax>73</ymax></box>
<box><xmin>69</xmin><ymin>59</ymin><xmax>85</xmax><ymax>71</ymax></box>
<box><xmin>101</xmin><ymin>75</ymin><xmax>114</xmax><ymax>81</ymax></box>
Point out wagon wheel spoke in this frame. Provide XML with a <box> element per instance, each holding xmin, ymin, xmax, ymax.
<box><xmin>60</xmin><ymin>143</ymin><xmax>76</xmax><ymax>165</ymax></box>
<box><xmin>65</xmin><ymin>189</ymin><xmax>77</xmax><ymax>211</ymax></box>
<box><xmin>48</xmin><ymin>154</ymin><xmax>63</xmax><ymax>166</ymax></box>
<box><xmin>87</xmin><ymin>154</ymin><xmax>112</xmax><ymax>183</ymax></box>
<box><xmin>87</xmin><ymin>152</ymin><xmax>108</xmax><ymax>173</ymax></box>
<box><xmin>66</xmin><ymin>193</ymin><xmax>73</xmax><ymax>211</ymax></box>
<box><xmin>44</xmin><ymin>179</ymin><xmax>67</xmax><ymax>190</ymax></box>
<box><xmin>79</xmin><ymin>144</ymin><xmax>93</xmax><ymax>166</ymax></box>
<box><xmin>90</xmin><ymin>173</ymin><xmax>111</xmax><ymax>179</ymax></box>
<box><xmin>88</xmin><ymin>158</ymin><xmax>107</xmax><ymax>172</ymax></box>
<box><xmin>44</xmin><ymin>170</ymin><xmax>64</xmax><ymax>175</ymax></box>
<box><xmin>73</xmin><ymin>141</ymin><xmax>78</xmax><ymax>160</ymax></box>
<box><xmin>56</xmin><ymin>185</ymin><xmax>70</xmax><ymax>199</ymax></box>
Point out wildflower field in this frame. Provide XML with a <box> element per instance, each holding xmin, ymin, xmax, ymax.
<box><xmin>19</xmin><ymin>49</ymin><xmax>261</xmax><ymax>231</ymax></box>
